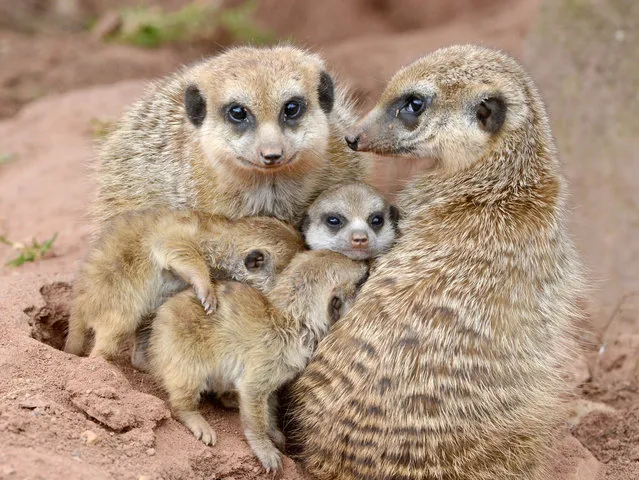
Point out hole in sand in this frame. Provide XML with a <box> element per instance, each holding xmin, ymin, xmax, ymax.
<box><xmin>24</xmin><ymin>281</ymin><xmax>72</xmax><ymax>350</ymax></box>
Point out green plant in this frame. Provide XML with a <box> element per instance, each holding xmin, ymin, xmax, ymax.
<box><xmin>0</xmin><ymin>233</ymin><xmax>58</xmax><ymax>267</ymax></box>
<box><xmin>90</xmin><ymin>118</ymin><xmax>115</xmax><ymax>140</ymax></box>
<box><xmin>105</xmin><ymin>0</ymin><xmax>273</xmax><ymax>48</ymax></box>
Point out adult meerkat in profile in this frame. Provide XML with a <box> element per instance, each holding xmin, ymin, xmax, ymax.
<box><xmin>147</xmin><ymin>250</ymin><xmax>369</xmax><ymax>472</ymax></box>
<box><xmin>301</xmin><ymin>182</ymin><xmax>399</xmax><ymax>260</ymax></box>
<box><xmin>93</xmin><ymin>46</ymin><xmax>368</xmax><ymax>227</ymax></box>
<box><xmin>291</xmin><ymin>45</ymin><xmax>585</xmax><ymax>480</ymax></box>
<box><xmin>64</xmin><ymin>210</ymin><xmax>304</xmax><ymax>360</ymax></box>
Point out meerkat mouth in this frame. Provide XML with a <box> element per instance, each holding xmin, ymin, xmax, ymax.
<box><xmin>237</xmin><ymin>153</ymin><xmax>299</xmax><ymax>172</ymax></box>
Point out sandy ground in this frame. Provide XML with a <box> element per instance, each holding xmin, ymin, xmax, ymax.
<box><xmin>1</xmin><ymin>0</ymin><xmax>638</xmax><ymax>478</ymax></box>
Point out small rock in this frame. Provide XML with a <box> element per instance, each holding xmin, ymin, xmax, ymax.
<box><xmin>145</xmin><ymin>448</ymin><xmax>155</xmax><ymax>456</ymax></box>
<box><xmin>18</xmin><ymin>395</ymin><xmax>49</xmax><ymax>410</ymax></box>
<box><xmin>138</xmin><ymin>476</ymin><xmax>151</xmax><ymax>480</ymax></box>
<box><xmin>1</xmin><ymin>464</ymin><xmax>16</xmax><ymax>475</ymax></box>
<box><xmin>81</xmin><ymin>430</ymin><xmax>99</xmax><ymax>445</ymax></box>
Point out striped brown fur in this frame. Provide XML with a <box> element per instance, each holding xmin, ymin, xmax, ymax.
<box><xmin>290</xmin><ymin>45</ymin><xmax>585</xmax><ymax>480</ymax></box>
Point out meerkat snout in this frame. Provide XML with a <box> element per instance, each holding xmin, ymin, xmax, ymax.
<box><xmin>302</xmin><ymin>182</ymin><xmax>399</xmax><ymax>260</ymax></box>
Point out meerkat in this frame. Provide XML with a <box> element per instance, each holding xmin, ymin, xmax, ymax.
<box><xmin>92</xmin><ymin>45</ymin><xmax>369</xmax><ymax>229</ymax></box>
<box><xmin>290</xmin><ymin>45</ymin><xmax>585</xmax><ymax>480</ymax></box>
<box><xmin>147</xmin><ymin>250</ymin><xmax>369</xmax><ymax>472</ymax></box>
<box><xmin>301</xmin><ymin>182</ymin><xmax>399</xmax><ymax>260</ymax></box>
<box><xmin>64</xmin><ymin>209</ymin><xmax>304</xmax><ymax>361</ymax></box>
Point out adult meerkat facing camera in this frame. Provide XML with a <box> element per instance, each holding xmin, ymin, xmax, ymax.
<box><xmin>148</xmin><ymin>250</ymin><xmax>369</xmax><ymax>472</ymax></box>
<box><xmin>64</xmin><ymin>209</ymin><xmax>304</xmax><ymax>360</ymax></box>
<box><xmin>292</xmin><ymin>45</ymin><xmax>585</xmax><ymax>480</ymax></box>
<box><xmin>93</xmin><ymin>46</ymin><xmax>369</xmax><ymax>227</ymax></box>
<box><xmin>301</xmin><ymin>182</ymin><xmax>399</xmax><ymax>260</ymax></box>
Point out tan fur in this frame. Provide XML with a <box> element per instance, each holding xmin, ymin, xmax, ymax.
<box><xmin>65</xmin><ymin>209</ymin><xmax>304</xmax><ymax>360</ymax></box>
<box><xmin>147</xmin><ymin>250</ymin><xmax>368</xmax><ymax>472</ymax></box>
<box><xmin>92</xmin><ymin>45</ymin><xmax>369</xmax><ymax>228</ymax></box>
<box><xmin>302</xmin><ymin>182</ymin><xmax>398</xmax><ymax>260</ymax></box>
<box><xmin>290</xmin><ymin>45</ymin><xmax>586</xmax><ymax>479</ymax></box>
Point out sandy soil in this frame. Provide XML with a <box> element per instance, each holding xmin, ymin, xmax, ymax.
<box><xmin>1</xmin><ymin>0</ymin><xmax>638</xmax><ymax>478</ymax></box>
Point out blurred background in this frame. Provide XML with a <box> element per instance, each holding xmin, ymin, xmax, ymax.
<box><xmin>0</xmin><ymin>1</ymin><xmax>638</xmax><ymax>477</ymax></box>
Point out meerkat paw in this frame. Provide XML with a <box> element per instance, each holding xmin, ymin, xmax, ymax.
<box><xmin>181</xmin><ymin>413</ymin><xmax>217</xmax><ymax>446</ymax></box>
<box><xmin>195</xmin><ymin>287</ymin><xmax>217</xmax><ymax>315</ymax></box>
<box><xmin>268</xmin><ymin>428</ymin><xmax>286</xmax><ymax>450</ymax></box>
<box><xmin>217</xmin><ymin>391</ymin><xmax>239</xmax><ymax>409</ymax></box>
<box><xmin>253</xmin><ymin>443</ymin><xmax>282</xmax><ymax>473</ymax></box>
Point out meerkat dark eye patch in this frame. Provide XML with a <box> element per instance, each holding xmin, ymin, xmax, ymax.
<box><xmin>280</xmin><ymin>97</ymin><xmax>307</xmax><ymax>126</ymax></box>
<box><xmin>323</xmin><ymin>213</ymin><xmax>346</xmax><ymax>232</ymax></box>
<box><xmin>185</xmin><ymin>84</ymin><xmax>206</xmax><ymax>127</ymax></box>
<box><xmin>476</xmin><ymin>97</ymin><xmax>506</xmax><ymax>134</ymax></box>
<box><xmin>244</xmin><ymin>250</ymin><xmax>266</xmax><ymax>270</ymax></box>
<box><xmin>388</xmin><ymin>93</ymin><xmax>432</xmax><ymax>130</ymax></box>
<box><xmin>318</xmin><ymin>71</ymin><xmax>335</xmax><ymax>114</ymax></box>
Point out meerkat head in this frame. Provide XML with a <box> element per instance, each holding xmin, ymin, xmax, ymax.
<box><xmin>345</xmin><ymin>45</ymin><xmax>545</xmax><ymax>174</ymax></box>
<box><xmin>183</xmin><ymin>45</ymin><xmax>335</xmax><ymax>179</ymax></box>
<box><xmin>269</xmin><ymin>250</ymin><xmax>369</xmax><ymax>341</ymax></box>
<box><xmin>301</xmin><ymin>182</ymin><xmax>399</xmax><ymax>260</ymax></box>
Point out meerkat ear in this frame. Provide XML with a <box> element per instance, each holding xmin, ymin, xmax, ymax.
<box><xmin>327</xmin><ymin>288</ymin><xmax>344</xmax><ymax>323</ymax></box>
<box><xmin>299</xmin><ymin>214</ymin><xmax>311</xmax><ymax>234</ymax></box>
<box><xmin>476</xmin><ymin>97</ymin><xmax>506</xmax><ymax>134</ymax></box>
<box><xmin>185</xmin><ymin>84</ymin><xmax>207</xmax><ymax>127</ymax></box>
<box><xmin>244</xmin><ymin>249</ymin><xmax>267</xmax><ymax>271</ymax></box>
<box><xmin>389</xmin><ymin>205</ymin><xmax>401</xmax><ymax>229</ymax></box>
<box><xmin>318</xmin><ymin>71</ymin><xmax>335</xmax><ymax>114</ymax></box>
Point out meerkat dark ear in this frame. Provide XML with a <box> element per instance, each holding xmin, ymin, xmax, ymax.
<box><xmin>318</xmin><ymin>71</ymin><xmax>335</xmax><ymax>114</ymax></box>
<box><xmin>328</xmin><ymin>289</ymin><xmax>344</xmax><ymax>323</ymax></box>
<box><xmin>389</xmin><ymin>205</ymin><xmax>401</xmax><ymax>229</ymax></box>
<box><xmin>476</xmin><ymin>97</ymin><xmax>506</xmax><ymax>134</ymax></box>
<box><xmin>299</xmin><ymin>214</ymin><xmax>311</xmax><ymax>234</ymax></box>
<box><xmin>185</xmin><ymin>84</ymin><xmax>206</xmax><ymax>127</ymax></box>
<box><xmin>244</xmin><ymin>249</ymin><xmax>267</xmax><ymax>271</ymax></box>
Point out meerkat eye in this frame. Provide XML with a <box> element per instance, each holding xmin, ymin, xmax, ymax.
<box><xmin>325</xmin><ymin>215</ymin><xmax>343</xmax><ymax>228</ymax></box>
<box><xmin>228</xmin><ymin>104</ymin><xmax>248</xmax><ymax>123</ymax></box>
<box><xmin>368</xmin><ymin>213</ymin><xmax>385</xmax><ymax>229</ymax></box>
<box><xmin>400</xmin><ymin>95</ymin><xmax>428</xmax><ymax>116</ymax></box>
<box><xmin>281</xmin><ymin>97</ymin><xmax>306</xmax><ymax>123</ymax></box>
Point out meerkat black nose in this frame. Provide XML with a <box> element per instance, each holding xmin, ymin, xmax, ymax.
<box><xmin>351</xmin><ymin>232</ymin><xmax>369</xmax><ymax>248</ymax></box>
<box><xmin>345</xmin><ymin>134</ymin><xmax>360</xmax><ymax>151</ymax></box>
<box><xmin>260</xmin><ymin>150</ymin><xmax>283</xmax><ymax>165</ymax></box>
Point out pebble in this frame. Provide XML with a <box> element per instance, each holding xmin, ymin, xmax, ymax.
<box><xmin>81</xmin><ymin>430</ymin><xmax>99</xmax><ymax>445</ymax></box>
<box><xmin>146</xmin><ymin>448</ymin><xmax>156</xmax><ymax>456</ymax></box>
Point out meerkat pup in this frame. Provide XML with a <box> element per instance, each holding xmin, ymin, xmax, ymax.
<box><xmin>291</xmin><ymin>45</ymin><xmax>585</xmax><ymax>480</ymax></box>
<box><xmin>64</xmin><ymin>209</ymin><xmax>304</xmax><ymax>360</ymax></box>
<box><xmin>92</xmin><ymin>46</ymin><xmax>369</xmax><ymax>229</ymax></box>
<box><xmin>301</xmin><ymin>182</ymin><xmax>399</xmax><ymax>260</ymax></box>
<box><xmin>147</xmin><ymin>250</ymin><xmax>368</xmax><ymax>472</ymax></box>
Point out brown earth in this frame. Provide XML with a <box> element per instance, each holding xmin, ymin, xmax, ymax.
<box><xmin>1</xmin><ymin>0</ymin><xmax>638</xmax><ymax>478</ymax></box>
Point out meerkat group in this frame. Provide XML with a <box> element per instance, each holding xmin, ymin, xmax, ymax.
<box><xmin>66</xmin><ymin>43</ymin><xmax>584</xmax><ymax>478</ymax></box>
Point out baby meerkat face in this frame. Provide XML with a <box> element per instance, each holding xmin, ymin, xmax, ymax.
<box><xmin>184</xmin><ymin>46</ymin><xmax>335</xmax><ymax>177</ymax></box>
<box><xmin>345</xmin><ymin>45</ymin><xmax>531</xmax><ymax>173</ymax></box>
<box><xmin>301</xmin><ymin>182</ymin><xmax>399</xmax><ymax>261</ymax></box>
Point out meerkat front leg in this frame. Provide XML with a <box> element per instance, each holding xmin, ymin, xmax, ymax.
<box><xmin>267</xmin><ymin>393</ymin><xmax>285</xmax><ymax>450</ymax></box>
<box><xmin>151</xmin><ymin>237</ymin><xmax>216</xmax><ymax>314</ymax></box>
<box><xmin>168</xmin><ymin>385</ymin><xmax>217</xmax><ymax>446</ymax></box>
<box><xmin>237</xmin><ymin>379</ymin><xmax>282</xmax><ymax>472</ymax></box>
